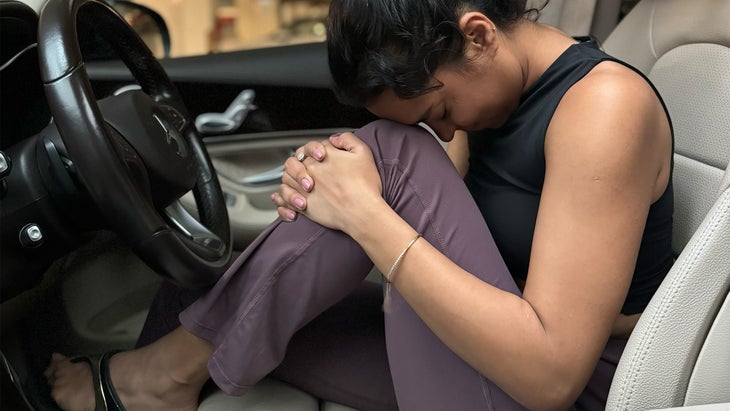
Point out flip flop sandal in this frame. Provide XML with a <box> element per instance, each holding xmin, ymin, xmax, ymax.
<box><xmin>71</xmin><ymin>351</ymin><xmax>125</xmax><ymax>411</ymax></box>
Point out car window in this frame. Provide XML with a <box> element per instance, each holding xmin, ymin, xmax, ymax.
<box><xmin>124</xmin><ymin>0</ymin><xmax>641</xmax><ymax>58</ymax></box>
<box><xmin>131</xmin><ymin>0</ymin><xmax>329</xmax><ymax>57</ymax></box>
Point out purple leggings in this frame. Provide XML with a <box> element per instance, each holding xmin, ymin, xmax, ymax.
<box><xmin>139</xmin><ymin>120</ymin><xmax>626</xmax><ymax>410</ymax></box>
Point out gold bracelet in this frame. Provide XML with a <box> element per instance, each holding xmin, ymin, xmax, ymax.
<box><xmin>383</xmin><ymin>234</ymin><xmax>421</xmax><ymax>312</ymax></box>
<box><xmin>385</xmin><ymin>234</ymin><xmax>422</xmax><ymax>283</ymax></box>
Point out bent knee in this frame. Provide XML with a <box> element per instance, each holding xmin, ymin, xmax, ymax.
<box><xmin>355</xmin><ymin>119</ymin><xmax>449</xmax><ymax>165</ymax></box>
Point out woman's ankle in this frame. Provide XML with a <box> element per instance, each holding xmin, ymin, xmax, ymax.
<box><xmin>156</xmin><ymin>327</ymin><xmax>214</xmax><ymax>385</ymax></box>
<box><xmin>104</xmin><ymin>329</ymin><xmax>212</xmax><ymax>410</ymax></box>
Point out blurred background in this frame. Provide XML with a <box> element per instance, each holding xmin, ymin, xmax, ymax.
<box><xmin>22</xmin><ymin>0</ymin><xmax>641</xmax><ymax>59</ymax></box>
<box><xmin>118</xmin><ymin>0</ymin><xmax>330</xmax><ymax>57</ymax></box>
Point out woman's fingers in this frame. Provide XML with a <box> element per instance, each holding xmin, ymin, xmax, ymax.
<box><xmin>284</xmin><ymin>155</ymin><xmax>314</xmax><ymax>192</ymax></box>
<box><xmin>287</xmin><ymin>134</ymin><xmax>343</xmax><ymax>191</ymax></box>
<box><xmin>329</xmin><ymin>132</ymin><xmax>370</xmax><ymax>155</ymax></box>
<box><xmin>277</xmin><ymin>138</ymin><xmax>333</xmax><ymax>220</ymax></box>
<box><xmin>295</xmin><ymin>140</ymin><xmax>327</xmax><ymax>162</ymax></box>
<box><xmin>272</xmin><ymin>183</ymin><xmax>306</xmax><ymax>221</ymax></box>
<box><xmin>276</xmin><ymin>132</ymin><xmax>361</xmax><ymax>223</ymax></box>
<box><xmin>276</xmin><ymin>205</ymin><xmax>297</xmax><ymax>222</ymax></box>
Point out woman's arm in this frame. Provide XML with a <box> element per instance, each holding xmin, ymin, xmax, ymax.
<box><xmin>274</xmin><ymin>63</ymin><xmax>671</xmax><ymax>411</ymax></box>
<box><xmin>447</xmin><ymin>130</ymin><xmax>470</xmax><ymax>178</ymax></box>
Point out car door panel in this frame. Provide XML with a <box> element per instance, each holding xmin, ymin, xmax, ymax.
<box><xmin>184</xmin><ymin>128</ymin><xmax>350</xmax><ymax>248</ymax></box>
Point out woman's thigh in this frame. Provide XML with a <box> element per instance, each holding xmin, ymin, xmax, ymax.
<box><xmin>354</xmin><ymin>120</ymin><xmax>524</xmax><ymax>410</ymax></box>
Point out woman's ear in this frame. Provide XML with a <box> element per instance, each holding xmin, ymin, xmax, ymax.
<box><xmin>459</xmin><ymin>12</ymin><xmax>498</xmax><ymax>57</ymax></box>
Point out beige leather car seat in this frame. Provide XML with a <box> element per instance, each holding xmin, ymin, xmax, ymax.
<box><xmin>602</xmin><ymin>0</ymin><xmax>730</xmax><ymax>409</ymax></box>
<box><xmin>533</xmin><ymin>0</ymin><xmax>624</xmax><ymax>42</ymax></box>
<box><xmin>533</xmin><ymin>0</ymin><xmax>598</xmax><ymax>37</ymax></box>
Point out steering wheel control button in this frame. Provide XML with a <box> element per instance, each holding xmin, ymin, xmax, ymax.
<box><xmin>195</xmin><ymin>236</ymin><xmax>223</xmax><ymax>251</ymax></box>
<box><xmin>0</xmin><ymin>151</ymin><xmax>10</xmax><ymax>198</ymax></box>
<box><xmin>0</xmin><ymin>151</ymin><xmax>10</xmax><ymax>178</ymax></box>
<box><xmin>19</xmin><ymin>223</ymin><xmax>44</xmax><ymax>248</ymax></box>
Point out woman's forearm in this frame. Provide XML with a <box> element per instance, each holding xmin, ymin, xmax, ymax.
<box><xmin>346</xmin><ymin>202</ymin><xmax>596</xmax><ymax>410</ymax></box>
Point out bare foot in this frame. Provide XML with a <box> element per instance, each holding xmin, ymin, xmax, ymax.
<box><xmin>44</xmin><ymin>328</ymin><xmax>213</xmax><ymax>411</ymax></box>
<box><xmin>44</xmin><ymin>353</ymin><xmax>96</xmax><ymax>411</ymax></box>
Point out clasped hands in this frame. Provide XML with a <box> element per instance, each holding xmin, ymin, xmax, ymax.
<box><xmin>271</xmin><ymin>132</ymin><xmax>383</xmax><ymax>234</ymax></box>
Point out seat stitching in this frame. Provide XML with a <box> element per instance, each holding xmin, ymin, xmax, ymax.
<box><xmin>620</xmin><ymin>190</ymin><xmax>729</xmax><ymax>407</ymax></box>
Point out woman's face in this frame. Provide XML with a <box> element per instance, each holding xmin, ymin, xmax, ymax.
<box><xmin>366</xmin><ymin>63</ymin><xmax>522</xmax><ymax>141</ymax></box>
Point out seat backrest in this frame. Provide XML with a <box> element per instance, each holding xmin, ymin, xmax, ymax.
<box><xmin>532</xmin><ymin>0</ymin><xmax>598</xmax><ymax>37</ymax></box>
<box><xmin>602</xmin><ymin>0</ymin><xmax>730</xmax><ymax>408</ymax></box>
<box><xmin>588</xmin><ymin>0</ymin><xmax>623</xmax><ymax>43</ymax></box>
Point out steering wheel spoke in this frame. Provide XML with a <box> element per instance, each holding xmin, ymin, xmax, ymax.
<box><xmin>164</xmin><ymin>200</ymin><xmax>225</xmax><ymax>259</ymax></box>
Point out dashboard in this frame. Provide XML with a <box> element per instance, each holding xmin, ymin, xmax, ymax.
<box><xmin>0</xmin><ymin>2</ymin><xmax>51</xmax><ymax>149</ymax></box>
<box><xmin>0</xmin><ymin>2</ymin><xmax>101</xmax><ymax>301</ymax></box>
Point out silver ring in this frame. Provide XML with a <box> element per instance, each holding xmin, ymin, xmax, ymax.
<box><xmin>296</xmin><ymin>152</ymin><xmax>306</xmax><ymax>162</ymax></box>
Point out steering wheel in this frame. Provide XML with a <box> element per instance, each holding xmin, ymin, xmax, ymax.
<box><xmin>37</xmin><ymin>0</ymin><xmax>231</xmax><ymax>287</ymax></box>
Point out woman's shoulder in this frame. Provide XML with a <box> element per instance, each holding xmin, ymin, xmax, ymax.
<box><xmin>576</xmin><ymin>60</ymin><xmax>657</xmax><ymax>105</ymax></box>
<box><xmin>548</xmin><ymin>55</ymin><xmax>670</xmax><ymax>148</ymax></box>
<box><xmin>556</xmin><ymin>60</ymin><xmax>667</xmax><ymax>135</ymax></box>
<box><xmin>546</xmin><ymin>57</ymin><xmax>672</xmax><ymax>199</ymax></box>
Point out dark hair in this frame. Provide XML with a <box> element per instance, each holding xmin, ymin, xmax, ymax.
<box><xmin>327</xmin><ymin>0</ymin><xmax>546</xmax><ymax>106</ymax></box>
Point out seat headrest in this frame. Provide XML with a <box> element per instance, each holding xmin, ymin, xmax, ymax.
<box><xmin>603</xmin><ymin>0</ymin><xmax>730</xmax><ymax>74</ymax></box>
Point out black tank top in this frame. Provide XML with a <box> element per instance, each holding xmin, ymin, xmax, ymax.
<box><xmin>465</xmin><ymin>40</ymin><xmax>674</xmax><ymax>314</ymax></box>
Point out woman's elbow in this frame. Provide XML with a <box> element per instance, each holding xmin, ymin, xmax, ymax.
<box><xmin>520</xmin><ymin>387</ymin><xmax>580</xmax><ymax>411</ymax></box>
<box><xmin>516</xmin><ymin>369</ymin><xmax>587</xmax><ymax>411</ymax></box>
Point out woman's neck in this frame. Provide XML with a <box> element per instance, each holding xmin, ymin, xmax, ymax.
<box><xmin>503</xmin><ymin>20</ymin><xmax>578</xmax><ymax>94</ymax></box>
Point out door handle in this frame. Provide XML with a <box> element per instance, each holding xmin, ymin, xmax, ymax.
<box><xmin>195</xmin><ymin>90</ymin><xmax>257</xmax><ymax>135</ymax></box>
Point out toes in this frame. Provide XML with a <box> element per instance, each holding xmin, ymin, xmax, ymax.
<box><xmin>44</xmin><ymin>365</ymin><xmax>54</xmax><ymax>381</ymax></box>
<box><xmin>46</xmin><ymin>357</ymin><xmax>96</xmax><ymax>411</ymax></box>
<box><xmin>45</xmin><ymin>353</ymin><xmax>70</xmax><ymax>382</ymax></box>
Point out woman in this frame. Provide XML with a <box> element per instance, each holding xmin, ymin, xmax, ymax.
<box><xmin>45</xmin><ymin>0</ymin><xmax>674</xmax><ymax>410</ymax></box>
